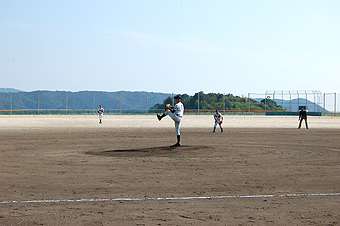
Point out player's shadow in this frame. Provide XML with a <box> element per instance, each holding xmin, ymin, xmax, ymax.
<box><xmin>108</xmin><ymin>146</ymin><xmax>182</xmax><ymax>153</ymax></box>
<box><xmin>85</xmin><ymin>145</ymin><xmax>212</xmax><ymax>157</ymax></box>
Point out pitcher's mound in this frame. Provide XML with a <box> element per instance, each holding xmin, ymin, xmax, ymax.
<box><xmin>85</xmin><ymin>145</ymin><xmax>214</xmax><ymax>157</ymax></box>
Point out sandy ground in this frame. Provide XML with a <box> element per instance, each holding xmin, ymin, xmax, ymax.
<box><xmin>0</xmin><ymin>115</ymin><xmax>340</xmax><ymax>225</ymax></box>
<box><xmin>1</xmin><ymin>114</ymin><xmax>340</xmax><ymax>129</ymax></box>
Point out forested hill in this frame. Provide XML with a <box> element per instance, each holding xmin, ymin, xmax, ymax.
<box><xmin>151</xmin><ymin>92</ymin><xmax>284</xmax><ymax>111</ymax></box>
<box><xmin>0</xmin><ymin>90</ymin><xmax>285</xmax><ymax>111</ymax></box>
<box><xmin>0</xmin><ymin>90</ymin><xmax>171</xmax><ymax>110</ymax></box>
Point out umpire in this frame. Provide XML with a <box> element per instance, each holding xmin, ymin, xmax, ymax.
<box><xmin>298</xmin><ymin>108</ymin><xmax>308</xmax><ymax>129</ymax></box>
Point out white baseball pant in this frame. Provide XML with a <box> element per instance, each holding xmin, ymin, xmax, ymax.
<box><xmin>165</xmin><ymin>110</ymin><xmax>182</xmax><ymax>135</ymax></box>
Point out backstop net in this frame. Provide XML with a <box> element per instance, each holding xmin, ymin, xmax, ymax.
<box><xmin>323</xmin><ymin>93</ymin><xmax>337</xmax><ymax>115</ymax></box>
<box><xmin>248</xmin><ymin>90</ymin><xmax>327</xmax><ymax>114</ymax></box>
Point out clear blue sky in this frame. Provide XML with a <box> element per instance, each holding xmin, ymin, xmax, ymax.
<box><xmin>1</xmin><ymin>0</ymin><xmax>339</xmax><ymax>96</ymax></box>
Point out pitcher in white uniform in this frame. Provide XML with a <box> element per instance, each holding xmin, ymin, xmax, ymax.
<box><xmin>157</xmin><ymin>95</ymin><xmax>184</xmax><ymax>147</ymax></box>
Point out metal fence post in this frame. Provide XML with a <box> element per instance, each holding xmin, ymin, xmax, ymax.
<box><xmin>248</xmin><ymin>93</ymin><xmax>250</xmax><ymax>112</ymax></box>
<box><xmin>335</xmin><ymin>93</ymin><xmax>337</xmax><ymax>116</ymax></box>
<box><xmin>38</xmin><ymin>90</ymin><xmax>40</xmax><ymax>115</ymax></box>
<box><xmin>305</xmin><ymin>91</ymin><xmax>307</xmax><ymax>110</ymax></box>
<box><xmin>146</xmin><ymin>92</ymin><xmax>148</xmax><ymax>115</ymax></box>
<box><xmin>264</xmin><ymin>92</ymin><xmax>267</xmax><ymax>114</ymax></box>
<box><xmin>171</xmin><ymin>93</ymin><xmax>174</xmax><ymax>107</ymax></box>
<box><xmin>10</xmin><ymin>91</ymin><xmax>12</xmax><ymax>115</ymax></box>
<box><xmin>312</xmin><ymin>90</ymin><xmax>315</xmax><ymax>111</ymax></box>
<box><xmin>93</xmin><ymin>91</ymin><xmax>95</xmax><ymax>114</ymax></box>
<box><xmin>198</xmin><ymin>92</ymin><xmax>200</xmax><ymax>115</ymax></box>
<box><xmin>120</xmin><ymin>92</ymin><xmax>122</xmax><ymax>115</ymax></box>
<box><xmin>289</xmin><ymin>91</ymin><xmax>291</xmax><ymax>112</ymax></box>
<box><xmin>273</xmin><ymin>91</ymin><xmax>275</xmax><ymax>111</ymax></box>
<box><xmin>66</xmin><ymin>91</ymin><xmax>68</xmax><ymax>114</ymax></box>
<box><xmin>321</xmin><ymin>93</ymin><xmax>326</xmax><ymax>113</ymax></box>
<box><xmin>297</xmin><ymin>91</ymin><xmax>299</xmax><ymax>111</ymax></box>
<box><xmin>224</xmin><ymin>93</ymin><xmax>226</xmax><ymax>114</ymax></box>
<box><xmin>281</xmin><ymin>91</ymin><xmax>283</xmax><ymax>112</ymax></box>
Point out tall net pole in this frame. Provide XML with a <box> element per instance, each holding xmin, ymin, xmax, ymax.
<box><xmin>146</xmin><ymin>92</ymin><xmax>148</xmax><ymax>115</ymax></box>
<box><xmin>10</xmin><ymin>91</ymin><xmax>12</xmax><ymax>115</ymax></box>
<box><xmin>65</xmin><ymin>91</ymin><xmax>68</xmax><ymax>114</ymax></box>
<box><xmin>93</xmin><ymin>91</ymin><xmax>95</xmax><ymax>114</ymax></box>
<box><xmin>172</xmin><ymin>93</ymin><xmax>174</xmax><ymax>106</ymax></box>
<box><xmin>38</xmin><ymin>90</ymin><xmax>40</xmax><ymax>115</ymax></box>
<box><xmin>120</xmin><ymin>92</ymin><xmax>122</xmax><ymax>114</ymax></box>
<box><xmin>248</xmin><ymin>93</ymin><xmax>250</xmax><ymax>112</ymax></box>
<box><xmin>224</xmin><ymin>93</ymin><xmax>226</xmax><ymax>114</ymax></box>
<box><xmin>335</xmin><ymin>93</ymin><xmax>337</xmax><ymax>115</ymax></box>
<box><xmin>198</xmin><ymin>92</ymin><xmax>200</xmax><ymax>115</ymax></box>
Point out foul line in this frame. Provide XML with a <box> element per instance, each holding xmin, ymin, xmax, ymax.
<box><xmin>1</xmin><ymin>193</ymin><xmax>340</xmax><ymax>205</ymax></box>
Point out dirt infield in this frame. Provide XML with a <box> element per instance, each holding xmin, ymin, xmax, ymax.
<box><xmin>1</xmin><ymin>114</ymin><xmax>340</xmax><ymax>129</ymax></box>
<box><xmin>1</xmin><ymin>115</ymin><xmax>340</xmax><ymax>225</ymax></box>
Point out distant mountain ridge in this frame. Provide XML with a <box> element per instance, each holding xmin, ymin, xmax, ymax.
<box><xmin>0</xmin><ymin>88</ymin><xmax>23</xmax><ymax>93</ymax></box>
<box><xmin>0</xmin><ymin>89</ymin><xmax>326</xmax><ymax>112</ymax></box>
<box><xmin>0</xmin><ymin>90</ymin><xmax>172</xmax><ymax>110</ymax></box>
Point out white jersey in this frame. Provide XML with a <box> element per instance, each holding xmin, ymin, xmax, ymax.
<box><xmin>214</xmin><ymin>112</ymin><xmax>223</xmax><ymax>122</ymax></box>
<box><xmin>163</xmin><ymin>101</ymin><xmax>184</xmax><ymax>136</ymax></box>
<box><xmin>97</xmin><ymin>107</ymin><xmax>104</xmax><ymax>115</ymax></box>
<box><xmin>174</xmin><ymin>102</ymin><xmax>184</xmax><ymax>117</ymax></box>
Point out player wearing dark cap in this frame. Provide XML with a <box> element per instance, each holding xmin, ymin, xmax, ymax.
<box><xmin>298</xmin><ymin>108</ymin><xmax>308</xmax><ymax>129</ymax></box>
<box><xmin>213</xmin><ymin>109</ymin><xmax>223</xmax><ymax>133</ymax></box>
<box><xmin>157</xmin><ymin>95</ymin><xmax>184</xmax><ymax>147</ymax></box>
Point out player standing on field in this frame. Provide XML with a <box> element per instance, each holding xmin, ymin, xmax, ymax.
<box><xmin>157</xmin><ymin>95</ymin><xmax>184</xmax><ymax>147</ymax></box>
<box><xmin>213</xmin><ymin>109</ymin><xmax>223</xmax><ymax>133</ymax></box>
<box><xmin>297</xmin><ymin>108</ymin><xmax>308</xmax><ymax>129</ymax></box>
<box><xmin>97</xmin><ymin>105</ymin><xmax>104</xmax><ymax>124</ymax></box>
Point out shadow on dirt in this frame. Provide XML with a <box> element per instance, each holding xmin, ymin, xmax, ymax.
<box><xmin>85</xmin><ymin>145</ymin><xmax>214</xmax><ymax>157</ymax></box>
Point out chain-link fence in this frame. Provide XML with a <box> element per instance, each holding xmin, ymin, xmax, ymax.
<box><xmin>248</xmin><ymin>90</ymin><xmax>338</xmax><ymax>116</ymax></box>
<box><xmin>0</xmin><ymin>91</ymin><xmax>170</xmax><ymax>115</ymax></box>
<box><xmin>0</xmin><ymin>90</ymin><xmax>338</xmax><ymax>116</ymax></box>
<box><xmin>323</xmin><ymin>93</ymin><xmax>337</xmax><ymax>115</ymax></box>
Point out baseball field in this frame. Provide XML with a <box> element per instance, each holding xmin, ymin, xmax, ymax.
<box><xmin>1</xmin><ymin>115</ymin><xmax>339</xmax><ymax>225</ymax></box>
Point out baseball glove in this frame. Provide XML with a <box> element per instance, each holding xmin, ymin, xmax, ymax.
<box><xmin>165</xmin><ymin>104</ymin><xmax>171</xmax><ymax>111</ymax></box>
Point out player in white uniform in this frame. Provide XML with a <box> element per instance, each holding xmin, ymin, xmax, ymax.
<box><xmin>157</xmin><ymin>95</ymin><xmax>184</xmax><ymax>147</ymax></box>
<box><xmin>213</xmin><ymin>109</ymin><xmax>223</xmax><ymax>133</ymax></box>
<box><xmin>97</xmin><ymin>105</ymin><xmax>104</xmax><ymax>124</ymax></box>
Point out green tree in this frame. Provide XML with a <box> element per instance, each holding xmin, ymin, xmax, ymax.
<box><xmin>150</xmin><ymin>92</ymin><xmax>284</xmax><ymax>111</ymax></box>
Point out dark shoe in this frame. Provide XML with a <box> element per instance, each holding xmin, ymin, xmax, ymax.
<box><xmin>157</xmin><ymin>114</ymin><xmax>162</xmax><ymax>121</ymax></box>
<box><xmin>221</xmin><ymin>129</ymin><xmax>223</xmax><ymax>133</ymax></box>
<box><xmin>171</xmin><ymin>142</ymin><xmax>181</xmax><ymax>147</ymax></box>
